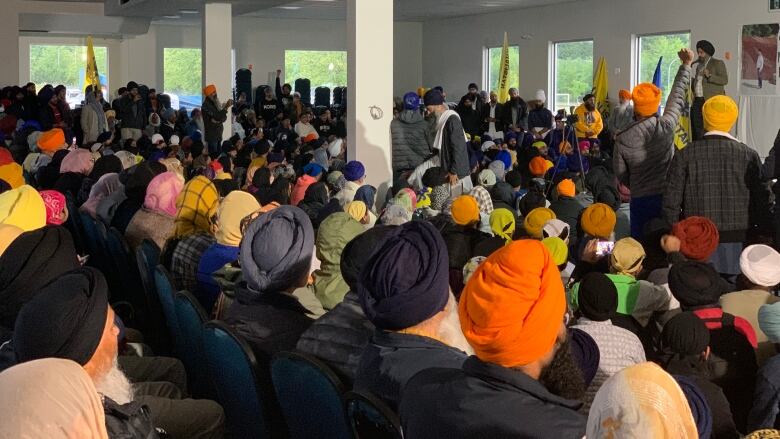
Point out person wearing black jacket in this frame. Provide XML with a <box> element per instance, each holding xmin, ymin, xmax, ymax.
<box><xmin>481</xmin><ymin>91</ymin><xmax>504</xmax><ymax>136</ymax></box>
<box><xmin>459</xmin><ymin>83</ymin><xmax>485</xmax><ymax>116</ymax></box>
<box><xmin>502</xmin><ymin>87</ymin><xmax>529</xmax><ymax>135</ymax></box>
<box><xmin>258</xmin><ymin>86</ymin><xmax>281</xmax><ymax>124</ymax></box>
<box><xmin>313</xmin><ymin>109</ymin><xmax>335</xmax><ymax>138</ymax></box>
<box><xmin>275</xmin><ymin>69</ymin><xmax>294</xmax><ymax>115</ymax></box>
<box><xmin>456</xmin><ymin>97</ymin><xmax>481</xmax><ymax>138</ymax></box>
<box><xmin>423</xmin><ymin>89</ymin><xmax>471</xmax><ymax>192</ymax></box>
<box><xmin>117</xmin><ymin>81</ymin><xmax>147</xmax><ymax>141</ymax></box>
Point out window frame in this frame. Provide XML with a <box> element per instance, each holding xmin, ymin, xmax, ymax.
<box><xmin>482</xmin><ymin>44</ymin><xmax>520</xmax><ymax>93</ymax></box>
<box><xmin>283</xmin><ymin>49</ymin><xmax>348</xmax><ymax>105</ymax></box>
<box><xmin>28</xmin><ymin>43</ymin><xmax>110</xmax><ymax>107</ymax></box>
<box><xmin>632</xmin><ymin>30</ymin><xmax>692</xmax><ymax>90</ymax></box>
<box><xmin>549</xmin><ymin>38</ymin><xmax>594</xmax><ymax>113</ymax></box>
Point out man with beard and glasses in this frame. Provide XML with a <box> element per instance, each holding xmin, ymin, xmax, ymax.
<box><xmin>574</xmin><ymin>93</ymin><xmax>603</xmax><ymax>143</ymax></box>
<box><xmin>354</xmin><ymin>220</ymin><xmax>471</xmax><ymax>410</ymax></box>
<box><xmin>399</xmin><ymin>240</ymin><xmax>586</xmax><ymax>439</ymax></box>
<box><xmin>501</xmin><ymin>87</ymin><xmax>529</xmax><ymax>137</ymax></box>
<box><xmin>571</xmin><ymin>272</ymin><xmax>645</xmax><ymax>412</ymax></box>
<box><xmin>201</xmin><ymin>84</ymin><xmax>233</xmax><ymax>156</ymax></box>
<box><xmin>12</xmin><ymin>267</ymin><xmax>225</xmax><ymax>439</ymax></box>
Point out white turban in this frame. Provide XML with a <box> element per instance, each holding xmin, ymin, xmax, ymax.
<box><xmin>535</xmin><ymin>89</ymin><xmax>547</xmax><ymax>104</ymax></box>
<box><xmin>740</xmin><ymin>244</ymin><xmax>780</xmax><ymax>287</ymax></box>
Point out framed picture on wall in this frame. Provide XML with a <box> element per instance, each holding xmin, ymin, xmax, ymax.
<box><xmin>771</xmin><ymin>0</ymin><xmax>780</xmax><ymax>12</ymax></box>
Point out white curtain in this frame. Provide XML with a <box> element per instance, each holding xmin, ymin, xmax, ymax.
<box><xmin>737</xmin><ymin>95</ymin><xmax>780</xmax><ymax>159</ymax></box>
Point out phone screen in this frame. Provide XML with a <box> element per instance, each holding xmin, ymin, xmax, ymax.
<box><xmin>596</xmin><ymin>241</ymin><xmax>615</xmax><ymax>256</ymax></box>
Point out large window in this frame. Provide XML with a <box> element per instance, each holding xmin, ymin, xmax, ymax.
<box><xmin>485</xmin><ymin>46</ymin><xmax>520</xmax><ymax>93</ymax></box>
<box><xmin>635</xmin><ymin>32</ymin><xmax>691</xmax><ymax>107</ymax></box>
<box><xmin>164</xmin><ymin>48</ymin><xmax>202</xmax><ymax>110</ymax></box>
<box><xmin>284</xmin><ymin>50</ymin><xmax>347</xmax><ymax>104</ymax></box>
<box><xmin>29</xmin><ymin>44</ymin><xmax>108</xmax><ymax>108</ymax></box>
<box><xmin>552</xmin><ymin>40</ymin><xmax>593</xmax><ymax>112</ymax></box>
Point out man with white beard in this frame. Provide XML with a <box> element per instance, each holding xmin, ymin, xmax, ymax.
<box><xmin>353</xmin><ymin>221</ymin><xmax>472</xmax><ymax>410</ymax></box>
<box><xmin>12</xmin><ymin>267</ymin><xmax>225</xmax><ymax>439</ymax></box>
<box><xmin>607</xmin><ymin>89</ymin><xmax>635</xmax><ymax>138</ymax></box>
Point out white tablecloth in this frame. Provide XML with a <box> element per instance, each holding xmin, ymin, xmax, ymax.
<box><xmin>737</xmin><ymin>95</ymin><xmax>780</xmax><ymax>159</ymax></box>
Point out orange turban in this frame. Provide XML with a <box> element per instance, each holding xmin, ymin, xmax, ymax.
<box><xmin>0</xmin><ymin>163</ymin><xmax>24</xmax><ymax>189</ymax></box>
<box><xmin>451</xmin><ymin>195</ymin><xmax>480</xmax><ymax>226</ymax></box>
<box><xmin>203</xmin><ymin>84</ymin><xmax>217</xmax><ymax>97</ymax></box>
<box><xmin>524</xmin><ymin>207</ymin><xmax>556</xmax><ymax>239</ymax></box>
<box><xmin>581</xmin><ymin>203</ymin><xmax>616</xmax><ymax>239</ymax></box>
<box><xmin>557</xmin><ymin>179</ymin><xmax>575</xmax><ymax>198</ymax></box>
<box><xmin>529</xmin><ymin>156</ymin><xmax>552</xmax><ymax>177</ymax></box>
<box><xmin>618</xmin><ymin>89</ymin><xmax>631</xmax><ymax>101</ymax></box>
<box><xmin>459</xmin><ymin>240</ymin><xmax>565</xmax><ymax>367</ymax></box>
<box><xmin>37</xmin><ymin>129</ymin><xmax>67</xmax><ymax>153</ymax></box>
<box><xmin>632</xmin><ymin>83</ymin><xmax>662</xmax><ymax>117</ymax></box>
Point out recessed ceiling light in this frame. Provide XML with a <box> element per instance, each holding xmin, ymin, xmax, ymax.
<box><xmin>163</xmin><ymin>15</ymin><xmax>181</xmax><ymax>19</ymax></box>
<box><xmin>308</xmin><ymin>0</ymin><xmax>337</xmax><ymax>2</ymax></box>
<box><xmin>483</xmin><ymin>3</ymin><xmax>502</xmax><ymax>6</ymax></box>
<box><xmin>277</xmin><ymin>5</ymin><xmax>302</xmax><ymax>9</ymax></box>
<box><xmin>179</xmin><ymin>9</ymin><xmax>199</xmax><ymax>14</ymax></box>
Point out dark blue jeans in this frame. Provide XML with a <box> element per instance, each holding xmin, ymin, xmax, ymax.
<box><xmin>630</xmin><ymin>194</ymin><xmax>663</xmax><ymax>239</ymax></box>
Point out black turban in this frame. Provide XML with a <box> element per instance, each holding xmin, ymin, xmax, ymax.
<box><xmin>14</xmin><ymin>267</ymin><xmax>109</xmax><ymax>366</ymax></box>
<box><xmin>519</xmin><ymin>191</ymin><xmax>547</xmax><ymax>217</ymax></box>
<box><xmin>668</xmin><ymin>261</ymin><xmax>725</xmax><ymax>309</ymax></box>
<box><xmin>577</xmin><ymin>272</ymin><xmax>617</xmax><ymax>322</ymax></box>
<box><xmin>662</xmin><ymin>312</ymin><xmax>710</xmax><ymax>356</ymax></box>
<box><xmin>0</xmin><ymin>226</ymin><xmax>79</xmax><ymax>332</ymax></box>
<box><xmin>568</xmin><ymin>327</ymin><xmax>600</xmax><ymax>387</ymax></box>
<box><xmin>696</xmin><ymin>40</ymin><xmax>715</xmax><ymax>57</ymax></box>
<box><xmin>340</xmin><ymin>225</ymin><xmax>397</xmax><ymax>291</ymax></box>
<box><xmin>357</xmin><ymin>220</ymin><xmax>449</xmax><ymax>330</ymax></box>
<box><xmin>89</xmin><ymin>155</ymin><xmax>123</xmax><ymax>181</ymax></box>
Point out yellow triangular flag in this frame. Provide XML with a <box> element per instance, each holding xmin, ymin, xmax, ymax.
<box><xmin>592</xmin><ymin>57</ymin><xmax>610</xmax><ymax>118</ymax></box>
<box><xmin>496</xmin><ymin>32</ymin><xmax>510</xmax><ymax>104</ymax></box>
<box><xmin>84</xmin><ymin>36</ymin><xmax>100</xmax><ymax>92</ymax></box>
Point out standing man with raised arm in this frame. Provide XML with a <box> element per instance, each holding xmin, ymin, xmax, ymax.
<box><xmin>614</xmin><ymin>48</ymin><xmax>694</xmax><ymax>238</ymax></box>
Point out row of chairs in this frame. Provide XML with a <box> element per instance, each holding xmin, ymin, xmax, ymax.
<box><xmin>140</xmin><ymin>251</ymin><xmax>403</xmax><ymax>439</ymax></box>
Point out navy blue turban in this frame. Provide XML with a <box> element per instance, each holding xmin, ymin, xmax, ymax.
<box><xmin>357</xmin><ymin>220</ymin><xmax>449</xmax><ymax>330</ymax></box>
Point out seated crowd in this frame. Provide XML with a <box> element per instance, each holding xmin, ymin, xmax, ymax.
<box><xmin>1</xmin><ymin>45</ymin><xmax>780</xmax><ymax>438</ymax></box>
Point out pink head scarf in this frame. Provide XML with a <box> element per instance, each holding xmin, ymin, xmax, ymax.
<box><xmin>39</xmin><ymin>190</ymin><xmax>67</xmax><ymax>225</ymax></box>
<box><xmin>60</xmin><ymin>149</ymin><xmax>95</xmax><ymax>175</ymax></box>
<box><xmin>144</xmin><ymin>171</ymin><xmax>184</xmax><ymax>217</ymax></box>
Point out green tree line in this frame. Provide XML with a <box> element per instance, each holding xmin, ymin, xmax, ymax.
<box><xmin>30</xmin><ymin>44</ymin><xmax>108</xmax><ymax>91</ymax></box>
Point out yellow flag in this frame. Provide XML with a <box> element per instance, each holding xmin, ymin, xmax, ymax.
<box><xmin>496</xmin><ymin>32</ymin><xmax>510</xmax><ymax>104</ymax></box>
<box><xmin>674</xmin><ymin>86</ymin><xmax>692</xmax><ymax>149</ymax></box>
<box><xmin>84</xmin><ymin>36</ymin><xmax>100</xmax><ymax>92</ymax></box>
<box><xmin>592</xmin><ymin>57</ymin><xmax>610</xmax><ymax>118</ymax></box>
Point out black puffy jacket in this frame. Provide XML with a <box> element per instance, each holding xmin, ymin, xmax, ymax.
<box><xmin>104</xmin><ymin>397</ymin><xmax>161</xmax><ymax>439</ymax></box>
<box><xmin>390</xmin><ymin>110</ymin><xmax>433</xmax><ymax>173</ymax></box>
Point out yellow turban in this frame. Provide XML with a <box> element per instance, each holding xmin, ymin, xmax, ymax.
<box><xmin>0</xmin><ymin>185</ymin><xmax>46</xmax><ymax>232</ymax></box>
<box><xmin>489</xmin><ymin>208</ymin><xmax>516</xmax><ymax>245</ymax></box>
<box><xmin>581</xmin><ymin>203</ymin><xmax>616</xmax><ymax>239</ymax></box>
<box><xmin>346</xmin><ymin>201</ymin><xmax>368</xmax><ymax>223</ymax></box>
<box><xmin>215</xmin><ymin>191</ymin><xmax>260</xmax><ymax>247</ymax></box>
<box><xmin>524</xmin><ymin>207</ymin><xmax>556</xmax><ymax>239</ymax></box>
<box><xmin>632</xmin><ymin>83</ymin><xmax>662</xmax><ymax>118</ymax></box>
<box><xmin>0</xmin><ymin>162</ymin><xmax>25</xmax><ymax>189</ymax></box>
<box><xmin>542</xmin><ymin>237</ymin><xmax>569</xmax><ymax>266</ymax></box>
<box><xmin>0</xmin><ymin>224</ymin><xmax>23</xmax><ymax>256</ymax></box>
<box><xmin>451</xmin><ymin>195</ymin><xmax>480</xmax><ymax>226</ymax></box>
<box><xmin>703</xmin><ymin>95</ymin><xmax>738</xmax><ymax>132</ymax></box>
<box><xmin>610</xmin><ymin>238</ymin><xmax>646</xmax><ymax>276</ymax></box>
<box><xmin>174</xmin><ymin>176</ymin><xmax>219</xmax><ymax>239</ymax></box>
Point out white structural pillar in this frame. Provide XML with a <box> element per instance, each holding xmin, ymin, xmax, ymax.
<box><xmin>202</xmin><ymin>2</ymin><xmax>233</xmax><ymax>141</ymax></box>
<box><xmin>0</xmin><ymin>8</ymin><xmax>20</xmax><ymax>86</ymax></box>
<box><xmin>347</xmin><ymin>0</ymin><xmax>393</xmax><ymax>194</ymax></box>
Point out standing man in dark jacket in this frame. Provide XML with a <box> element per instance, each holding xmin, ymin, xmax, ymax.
<box><xmin>664</xmin><ymin>95</ymin><xmax>771</xmax><ymax>276</ymax></box>
<box><xmin>502</xmin><ymin>87</ymin><xmax>529</xmax><ymax>136</ymax></box>
<box><xmin>117</xmin><ymin>81</ymin><xmax>146</xmax><ymax>141</ymax></box>
<box><xmin>459</xmin><ymin>83</ymin><xmax>485</xmax><ymax>116</ymax></box>
<box><xmin>691</xmin><ymin>40</ymin><xmax>729</xmax><ymax>141</ymax></box>
<box><xmin>423</xmin><ymin>88</ymin><xmax>471</xmax><ymax>194</ymax></box>
<box><xmin>390</xmin><ymin>92</ymin><xmax>433</xmax><ymax>186</ymax></box>
<box><xmin>615</xmin><ymin>48</ymin><xmax>693</xmax><ymax>238</ymax></box>
<box><xmin>456</xmin><ymin>97</ymin><xmax>481</xmax><ymax>138</ymax></box>
<box><xmin>481</xmin><ymin>91</ymin><xmax>504</xmax><ymax>138</ymax></box>
<box><xmin>275</xmin><ymin>69</ymin><xmax>294</xmax><ymax>115</ymax></box>
<box><xmin>400</xmin><ymin>240</ymin><xmax>586</xmax><ymax>438</ymax></box>
<box><xmin>258</xmin><ymin>86</ymin><xmax>281</xmax><ymax>124</ymax></box>
<box><xmin>201</xmin><ymin>84</ymin><xmax>233</xmax><ymax>156</ymax></box>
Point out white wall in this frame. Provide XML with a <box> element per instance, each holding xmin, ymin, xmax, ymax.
<box><xmin>422</xmin><ymin>0</ymin><xmax>772</xmax><ymax>101</ymax></box>
<box><xmin>97</xmin><ymin>18</ymin><xmax>421</xmax><ymax>98</ymax></box>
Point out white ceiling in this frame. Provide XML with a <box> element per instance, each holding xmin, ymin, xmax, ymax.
<box><xmin>243</xmin><ymin>0</ymin><xmax>577</xmax><ymax>21</ymax></box>
<box><xmin>30</xmin><ymin>0</ymin><xmax>576</xmax><ymax>22</ymax></box>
